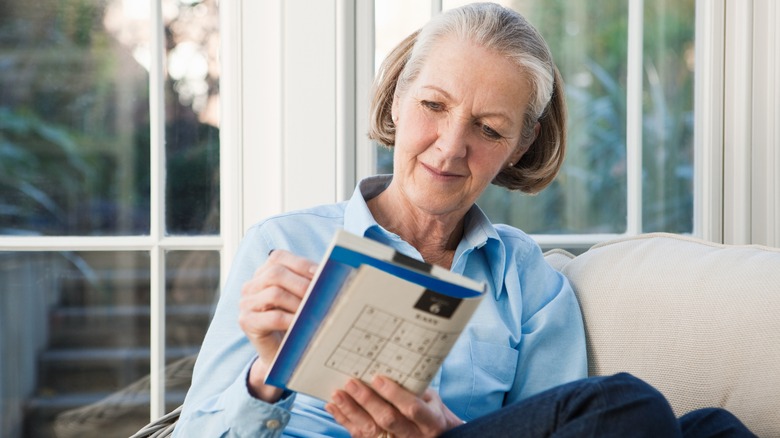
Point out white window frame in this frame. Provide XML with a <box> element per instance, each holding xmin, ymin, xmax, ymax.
<box><xmin>2</xmin><ymin>0</ymin><xmax>777</xmax><ymax>426</ymax></box>
<box><xmin>241</xmin><ymin>0</ymin><xmax>780</xmax><ymax>249</ymax></box>
<box><xmin>0</xmin><ymin>0</ymin><xmax>237</xmax><ymax>421</ymax></box>
<box><xmin>696</xmin><ymin>0</ymin><xmax>780</xmax><ymax>246</ymax></box>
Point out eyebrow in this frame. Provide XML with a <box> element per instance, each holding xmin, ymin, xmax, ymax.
<box><xmin>420</xmin><ymin>85</ymin><xmax>516</xmax><ymax>124</ymax></box>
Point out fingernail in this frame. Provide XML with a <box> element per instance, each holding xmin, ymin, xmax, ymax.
<box><xmin>332</xmin><ymin>391</ymin><xmax>344</xmax><ymax>405</ymax></box>
<box><xmin>372</xmin><ymin>376</ymin><xmax>385</xmax><ymax>389</ymax></box>
<box><xmin>345</xmin><ymin>379</ymin><xmax>358</xmax><ymax>394</ymax></box>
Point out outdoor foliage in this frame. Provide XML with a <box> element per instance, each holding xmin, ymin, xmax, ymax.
<box><xmin>0</xmin><ymin>0</ymin><xmax>219</xmax><ymax>236</ymax></box>
<box><xmin>431</xmin><ymin>0</ymin><xmax>695</xmax><ymax>235</ymax></box>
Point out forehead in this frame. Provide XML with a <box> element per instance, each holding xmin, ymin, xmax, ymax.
<box><xmin>410</xmin><ymin>37</ymin><xmax>532</xmax><ymax>119</ymax></box>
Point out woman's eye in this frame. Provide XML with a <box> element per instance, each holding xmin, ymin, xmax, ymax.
<box><xmin>480</xmin><ymin>124</ymin><xmax>503</xmax><ymax>140</ymax></box>
<box><xmin>421</xmin><ymin>100</ymin><xmax>444</xmax><ymax>111</ymax></box>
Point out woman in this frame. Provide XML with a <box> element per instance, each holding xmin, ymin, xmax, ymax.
<box><xmin>174</xmin><ymin>3</ymin><xmax>754</xmax><ymax>437</ymax></box>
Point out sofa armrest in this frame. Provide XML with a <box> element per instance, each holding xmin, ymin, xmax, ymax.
<box><xmin>556</xmin><ymin>233</ymin><xmax>780</xmax><ymax>437</ymax></box>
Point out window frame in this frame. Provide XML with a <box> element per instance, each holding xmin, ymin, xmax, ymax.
<box><xmin>1</xmin><ymin>0</ymin><xmax>778</xmax><ymax>426</ymax></box>
<box><xmin>239</xmin><ymin>0</ymin><xmax>780</xmax><ymax>249</ymax></box>
<box><xmin>0</xmin><ymin>0</ymin><xmax>234</xmax><ymax>421</ymax></box>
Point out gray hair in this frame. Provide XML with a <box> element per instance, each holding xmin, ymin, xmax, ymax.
<box><xmin>369</xmin><ymin>2</ymin><xmax>567</xmax><ymax>193</ymax></box>
<box><xmin>400</xmin><ymin>3</ymin><xmax>554</xmax><ymax>132</ymax></box>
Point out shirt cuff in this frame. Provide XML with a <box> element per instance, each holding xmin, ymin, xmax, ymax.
<box><xmin>218</xmin><ymin>357</ymin><xmax>295</xmax><ymax>437</ymax></box>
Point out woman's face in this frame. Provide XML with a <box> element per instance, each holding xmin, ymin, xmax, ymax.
<box><xmin>391</xmin><ymin>37</ymin><xmax>533</xmax><ymax>218</ymax></box>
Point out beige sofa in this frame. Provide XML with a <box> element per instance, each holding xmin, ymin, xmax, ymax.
<box><xmin>119</xmin><ymin>233</ymin><xmax>780</xmax><ymax>437</ymax></box>
<box><xmin>545</xmin><ymin>233</ymin><xmax>780</xmax><ymax>437</ymax></box>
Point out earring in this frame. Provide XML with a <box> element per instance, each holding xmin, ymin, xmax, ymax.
<box><xmin>507</xmin><ymin>162</ymin><xmax>514</xmax><ymax>168</ymax></box>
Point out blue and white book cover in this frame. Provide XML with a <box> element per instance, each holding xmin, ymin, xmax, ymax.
<box><xmin>265</xmin><ymin>230</ymin><xmax>485</xmax><ymax>400</ymax></box>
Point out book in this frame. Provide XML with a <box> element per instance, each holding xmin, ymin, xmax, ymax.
<box><xmin>264</xmin><ymin>229</ymin><xmax>486</xmax><ymax>402</ymax></box>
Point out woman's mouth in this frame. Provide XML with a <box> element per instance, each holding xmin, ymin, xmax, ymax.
<box><xmin>421</xmin><ymin>162</ymin><xmax>461</xmax><ymax>178</ymax></box>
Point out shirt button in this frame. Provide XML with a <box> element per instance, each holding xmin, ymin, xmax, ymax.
<box><xmin>265</xmin><ymin>419</ymin><xmax>281</xmax><ymax>430</ymax></box>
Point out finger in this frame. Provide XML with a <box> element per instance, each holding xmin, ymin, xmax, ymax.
<box><xmin>371</xmin><ymin>376</ymin><xmax>446</xmax><ymax>436</ymax></box>
<box><xmin>238</xmin><ymin>304</ymin><xmax>295</xmax><ymax>334</ymax></box>
<box><xmin>262</xmin><ymin>249</ymin><xmax>318</xmax><ymax>280</ymax></box>
<box><xmin>240</xmin><ymin>283</ymin><xmax>302</xmax><ymax>314</ymax></box>
<box><xmin>244</xmin><ymin>266</ymin><xmax>309</xmax><ymax>302</ymax></box>
<box><xmin>328</xmin><ymin>389</ymin><xmax>383</xmax><ymax>438</ymax></box>
<box><xmin>344</xmin><ymin>379</ymin><xmax>418</xmax><ymax>437</ymax></box>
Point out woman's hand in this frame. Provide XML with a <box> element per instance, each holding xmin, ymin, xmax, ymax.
<box><xmin>238</xmin><ymin>249</ymin><xmax>318</xmax><ymax>401</ymax></box>
<box><xmin>325</xmin><ymin>376</ymin><xmax>464</xmax><ymax>438</ymax></box>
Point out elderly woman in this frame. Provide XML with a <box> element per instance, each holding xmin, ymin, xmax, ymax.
<box><xmin>174</xmin><ymin>3</ymin><xmax>754</xmax><ymax>438</ymax></box>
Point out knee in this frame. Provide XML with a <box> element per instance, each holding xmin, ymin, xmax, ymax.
<box><xmin>680</xmin><ymin>407</ymin><xmax>756</xmax><ymax>437</ymax></box>
<box><xmin>597</xmin><ymin>373</ymin><xmax>667</xmax><ymax>400</ymax></box>
<box><xmin>591</xmin><ymin>373</ymin><xmax>675</xmax><ymax>416</ymax></box>
<box><xmin>558</xmin><ymin>373</ymin><xmax>680</xmax><ymax>436</ymax></box>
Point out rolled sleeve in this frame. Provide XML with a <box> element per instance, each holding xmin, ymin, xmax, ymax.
<box><xmin>175</xmin><ymin>358</ymin><xmax>295</xmax><ymax>437</ymax></box>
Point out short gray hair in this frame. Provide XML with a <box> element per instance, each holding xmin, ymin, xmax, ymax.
<box><xmin>369</xmin><ymin>2</ymin><xmax>567</xmax><ymax>193</ymax></box>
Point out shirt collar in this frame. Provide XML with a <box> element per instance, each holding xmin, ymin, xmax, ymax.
<box><xmin>457</xmin><ymin>204</ymin><xmax>506</xmax><ymax>299</ymax></box>
<box><xmin>343</xmin><ymin>174</ymin><xmax>392</xmax><ymax>237</ymax></box>
<box><xmin>344</xmin><ymin>174</ymin><xmax>506</xmax><ymax>299</ymax></box>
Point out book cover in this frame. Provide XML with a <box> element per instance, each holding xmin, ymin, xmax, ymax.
<box><xmin>265</xmin><ymin>230</ymin><xmax>485</xmax><ymax>402</ymax></box>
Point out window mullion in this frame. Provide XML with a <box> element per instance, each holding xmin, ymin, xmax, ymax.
<box><xmin>431</xmin><ymin>0</ymin><xmax>442</xmax><ymax>17</ymax></box>
<box><xmin>149</xmin><ymin>0</ymin><xmax>167</xmax><ymax>421</ymax></box>
<box><xmin>354</xmin><ymin>0</ymin><xmax>376</xmax><ymax>181</ymax></box>
<box><xmin>723</xmin><ymin>0</ymin><xmax>753</xmax><ymax>244</ymax></box>
<box><xmin>693</xmin><ymin>0</ymin><xmax>726</xmax><ymax>242</ymax></box>
<box><xmin>337</xmin><ymin>0</ymin><xmax>357</xmax><ymax>201</ymax></box>
<box><xmin>626</xmin><ymin>0</ymin><xmax>644</xmax><ymax>235</ymax></box>
<box><xmin>220</xmin><ymin>0</ymin><xmax>244</xmax><ymax>288</ymax></box>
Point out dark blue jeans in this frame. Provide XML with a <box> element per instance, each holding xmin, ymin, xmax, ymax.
<box><xmin>440</xmin><ymin>373</ymin><xmax>756</xmax><ymax>438</ymax></box>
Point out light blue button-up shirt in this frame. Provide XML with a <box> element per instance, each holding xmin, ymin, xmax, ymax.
<box><xmin>174</xmin><ymin>175</ymin><xmax>586</xmax><ymax>437</ymax></box>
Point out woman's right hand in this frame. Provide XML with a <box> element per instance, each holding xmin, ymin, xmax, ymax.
<box><xmin>238</xmin><ymin>249</ymin><xmax>318</xmax><ymax>402</ymax></box>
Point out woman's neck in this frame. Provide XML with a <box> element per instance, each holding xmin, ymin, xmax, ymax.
<box><xmin>366</xmin><ymin>189</ymin><xmax>465</xmax><ymax>269</ymax></box>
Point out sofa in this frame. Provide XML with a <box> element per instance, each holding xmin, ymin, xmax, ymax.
<box><xmin>544</xmin><ymin>232</ymin><xmax>780</xmax><ymax>437</ymax></box>
<box><xmin>122</xmin><ymin>232</ymin><xmax>780</xmax><ymax>437</ymax></box>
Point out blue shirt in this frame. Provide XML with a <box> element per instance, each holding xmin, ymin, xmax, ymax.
<box><xmin>174</xmin><ymin>175</ymin><xmax>586</xmax><ymax>437</ymax></box>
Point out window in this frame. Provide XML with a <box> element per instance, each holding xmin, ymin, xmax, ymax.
<box><xmin>0</xmin><ymin>0</ymin><xmax>221</xmax><ymax>435</ymax></box>
<box><xmin>375</xmin><ymin>0</ymin><xmax>696</xmax><ymax>250</ymax></box>
<box><xmin>1</xmin><ymin>0</ymin><xmax>777</xmax><ymax>435</ymax></box>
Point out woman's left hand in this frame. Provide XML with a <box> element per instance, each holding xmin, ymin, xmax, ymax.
<box><xmin>324</xmin><ymin>376</ymin><xmax>464</xmax><ymax>438</ymax></box>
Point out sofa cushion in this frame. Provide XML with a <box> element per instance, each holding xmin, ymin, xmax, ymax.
<box><xmin>541</xmin><ymin>248</ymin><xmax>576</xmax><ymax>272</ymax></box>
<box><xmin>558</xmin><ymin>233</ymin><xmax>780</xmax><ymax>437</ymax></box>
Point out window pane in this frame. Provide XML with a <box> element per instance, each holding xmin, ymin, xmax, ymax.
<box><xmin>165</xmin><ymin>250</ymin><xmax>219</xmax><ymax>411</ymax></box>
<box><xmin>0</xmin><ymin>251</ymin><xmax>151</xmax><ymax>437</ymax></box>
<box><xmin>641</xmin><ymin>0</ymin><xmax>695</xmax><ymax>233</ymax></box>
<box><xmin>165</xmin><ymin>1</ymin><xmax>220</xmax><ymax>236</ymax></box>
<box><xmin>0</xmin><ymin>1</ymin><xmax>151</xmax><ymax>236</ymax></box>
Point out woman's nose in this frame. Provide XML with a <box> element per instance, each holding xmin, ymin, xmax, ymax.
<box><xmin>436</xmin><ymin>119</ymin><xmax>469</xmax><ymax>158</ymax></box>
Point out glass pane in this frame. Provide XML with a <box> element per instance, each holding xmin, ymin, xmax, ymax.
<box><xmin>165</xmin><ymin>1</ymin><xmax>220</xmax><ymax>236</ymax></box>
<box><xmin>641</xmin><ymin>0</ymin><xmax>695</xmax><ymax>233</ymax></box>
<box><xmin>0</xmin><ymin>1</ymin><xmax>151</xmax><ymax>236</ymax></box>
<box><xmin>165</xmin><ymin>250</ymin><xmax>219</xmax><ymax>411</ymax></box>
<box><xmin>0</xmin><ymin>251</ymin><xmax>150</xmax><ymax>437</ymax></box>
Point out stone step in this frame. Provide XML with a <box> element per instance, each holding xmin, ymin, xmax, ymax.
<box><xmin>47</xmin><ymin>304</ymin><xmax>213</xmax><ymax>349</ymax></box>
<box><xmin>36</xmin><ymin>346</ymin><xmax>198</xmax><ymax>394</ymax></box>
<box><xmin>24</xmin><ymin>390</ymin><xmax>187</xmax><ymax>438</ymax></box>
